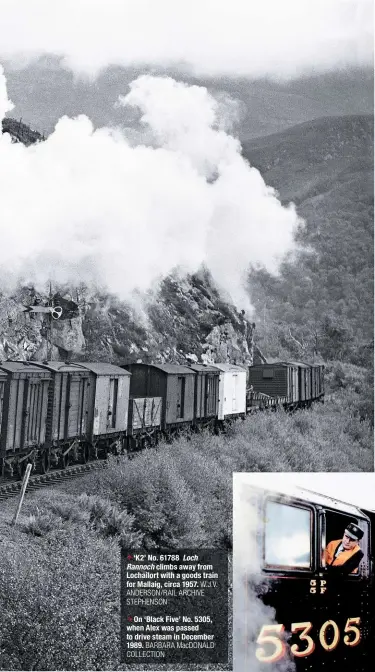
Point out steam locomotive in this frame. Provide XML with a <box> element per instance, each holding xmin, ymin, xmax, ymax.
<box><xmin>236</xmin><ymin>484</ymin><xmax>374</xmax><ymax>671</ymax></box>
<box><xmin>0</xmin><ymin>359</ymin><xmax>324</xmax><ymax>478</ymax></box>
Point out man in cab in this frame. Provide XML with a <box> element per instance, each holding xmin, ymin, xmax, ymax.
<box><xmin>325</xmin><ymin>521</ymin><xmax>364</xmax><ymax>575</ymax></box>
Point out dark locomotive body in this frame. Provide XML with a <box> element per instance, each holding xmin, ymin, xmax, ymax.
<box><xmin>243</xmin><ymin>486</ymin><xmax>373</xmax><ymax>671</ymax></box>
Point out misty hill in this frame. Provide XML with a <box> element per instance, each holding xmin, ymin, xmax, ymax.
<box><xmin>2</xmin><ymin>59</ymin><xmax>373</xmax><ymax>140</ymax></box>
<box><xmin>244</xmin><ymin>114</ymin><xmax>374</xmax><ymax>367</ymax></box>
<box><xmin>243</xmin><ymin>113</ymin><xmax>373</xmax><ymax>203</ymax></box>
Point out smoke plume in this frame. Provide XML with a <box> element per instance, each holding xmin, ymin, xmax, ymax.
<box><xmin>0</xmin><ymin>69</ymin><xmax>299</xmax><ymax>310</ymax></box>
<box><xmin>0</xmin><ymin>1</ymin><xmax>372</xmax><ymax>79</ymax></box>
<box><xmin>233</xmin><ymin>476</ymin><xmax>296</xmax><ymax>671</ymax></box>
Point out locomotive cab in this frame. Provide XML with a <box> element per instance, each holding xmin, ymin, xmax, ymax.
<box><xmin>240</xmin><ymin>486</ymin><xmax>373</xmax><ymax>670</ymax></box>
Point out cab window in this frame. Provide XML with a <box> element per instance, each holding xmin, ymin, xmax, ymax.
<box><xmin>264</xmin><ymin>500</ymin><xmax>312</xmax><ymax>569</ymax></box>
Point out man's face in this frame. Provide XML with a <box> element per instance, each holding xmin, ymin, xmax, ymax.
<box><xmin>342</xmin><ymin>533</ymin><xmax>357</xmax><ymax>550</ymax></box>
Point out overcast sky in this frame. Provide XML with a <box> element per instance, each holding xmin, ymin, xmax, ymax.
<box><xmin>0</xmin><ymin>0</ymin><xmax>373</xmax><ymax>80</ymax></box>
<box><xmin>235</xmin><ymin>473</ymin><xmax>375</xmax><ymax>511</ymax></box>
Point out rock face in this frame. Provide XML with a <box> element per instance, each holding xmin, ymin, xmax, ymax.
<box><xmin>0</xmin><ymin>287</ymin><xmax>85</xmax><ymax>361</ymax></box>
<box><xmin>0</xmin><ymin>275</ymin><xmax>254</xmax><ymax>366</ymax></box>
<box><xmin>80</xmin><ymin>270</ymin><xmax>254</xmax><ymax>366</ymax></box>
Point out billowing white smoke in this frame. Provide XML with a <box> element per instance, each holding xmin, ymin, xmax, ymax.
<box><xmin>0</xmin><ymin>69</ymin><xmax>299</xmax><ymax>309</ymax></box>
<box><xmin>233</xmin><ymin>477</ymin><xmax>296</xmax><ymax>671</ymax></box>
<box><xmin>0</xmin><ymin>0</ymin><xmax>372</xmax><ymax>79</ymax></box>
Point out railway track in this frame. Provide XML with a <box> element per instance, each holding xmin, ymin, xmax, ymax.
<box><xmin>0</xmin><ymin>459</ymin><xmax>108</xmax><ymax>502</ymax></box>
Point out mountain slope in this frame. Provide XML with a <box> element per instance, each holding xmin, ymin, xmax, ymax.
<box><xmin>244</xmin><ymin>114</ymin><xmax>374</xmax><ymax>366</ymax></box>
<box><xmin>243</xmin><ymin>113</ymin><xmax>373</xmax><ymax>203</ymax></box>
<box><xmin>2</xmin><ymin>59</ymin><xmax>373</xmax><ymax>140</ymax></box>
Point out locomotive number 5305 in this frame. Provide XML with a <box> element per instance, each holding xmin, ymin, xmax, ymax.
<box><xmin>255</xmin><ymin>617</ymin><xmax>361</xmax><ymax>663</ymax></box>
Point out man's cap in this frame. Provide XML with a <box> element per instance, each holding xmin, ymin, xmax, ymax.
<box><xmin>345</xmin><ymin>522</ymin><xmax>364</xmax><ymax>541</ymax></box>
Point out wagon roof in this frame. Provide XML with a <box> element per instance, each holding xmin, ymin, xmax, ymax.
<box><xmin>212</xmin><ymin>363</ymin><xmax>247</xmax><ymax>373</ymax></box>
<box><xmin>252</xmin><ymin>361</ymin><xmax>310</xmax><ymax>368</ymax></box>
<box><xmin>286</xmin><ymin>361</ymin><xmax>311</xmax><ymax>368</ymax></box>
<box><xmin>33</xmin><ymin>361</ymin><xmax>91</xmax><ymax>373</ymax></box>
<box><xmin>0</xmin><ymin>360</ymin><xmax>51</xmax><ymax>374</ymax></box>
<box><xmin>250</xmin><ymin>361</ymin><xmax>289</xmax><ymax>368</ymax></box>
<box><xmin>150</xmin><ymin>363</ymin><xmax>194</xmax><ymax>375</ymax></box>
<box><xmin>75</xmin><ymin>362</ymin><xmax>131</xmax><ymax>376</ymax></box>
<box><xmin>188</xmin><ymin>364</ymin><xmax>220</xmax><ymax>373</ymax></box>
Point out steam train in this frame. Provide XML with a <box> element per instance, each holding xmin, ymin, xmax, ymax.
<box><xmin>0</xmin><ymin>359</ymin><xmax>324</xmax><ymax>478</ymax></box>
<box><xmin>236</xmin><ymin>483</ymin><xmax>374</xmax><ymax>671</ymax></box>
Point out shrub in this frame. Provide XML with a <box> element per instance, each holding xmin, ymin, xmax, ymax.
<box><xmin>22</xmin><ymin>509</ymin><xmax>63</xmax><ymax>537</ymax></box>
<box><xmin>77</xmin><ymin>493</ymin><xmax>143</xmax><ymax>547</ymax></box>
<box><xmin>0</xmin><ymin>527</ymin><xmax>120</xmax><ymax>670</ymax></box>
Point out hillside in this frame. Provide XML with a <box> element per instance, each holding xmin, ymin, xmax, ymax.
<box><xmin>244</xmin><ymin>114</ymin><xmax>374</xmax><ymax>366</ymax></box>
<box><xmin>2</xmin><ymin>59</ymin><xmax>373</xmax><ymax>140</ymax></box>
<box><xmin>243</xmin><ymin>114</ymin><xmax>373</xmax><ymax>203</ymax></box>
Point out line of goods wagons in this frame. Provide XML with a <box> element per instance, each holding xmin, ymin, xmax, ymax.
<box><xmin>0</xmin><ymin>360</ymin><xmax>324</xmax><ymax>477</ymax></box>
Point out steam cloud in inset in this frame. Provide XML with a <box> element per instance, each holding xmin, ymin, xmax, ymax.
<box><xmin>233</xmin><ymin>476</ymin><xmax>296</xmax><ymax>671</ymax></box>
<box><xmin>0</xmin><ymin>68</ymin><xmax>300</xmax><ymax>310</ymax></box>
<box><xmin>0</xmin><ymin>1</ymin><xmax>372</xmax><ymax>79</ymax></box>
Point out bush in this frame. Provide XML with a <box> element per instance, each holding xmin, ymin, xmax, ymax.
<box><xmin>23</xmin><ymin>510</ymin><xmax>61</xmax><ymax>537</ymax></box>
<box><xmin>0</xmin><ymin>526</ymin><xmax>120</xmax><ymax>670</ymax></box>
<box><xmin>77</xmin><ymin>493</ymin><xmax>143</xmax><ymax>547</ymax></box>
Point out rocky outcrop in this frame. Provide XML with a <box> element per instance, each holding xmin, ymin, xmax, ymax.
<box><xmin>0</xmin><ymin>273</ymin><xmax>254</xmax><ymax>366</ymax></box>
<box><xmin>0</xmin><ymin>287</ymin><xmax>85</xmax><ymax>361</ymax></box>
<box><xmin>80</xmin><ymin>270</ymin><xmax>254</xmax><ymax>366</ymax></box>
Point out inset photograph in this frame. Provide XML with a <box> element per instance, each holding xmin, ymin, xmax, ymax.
<box><xmin>233</xmin><ymin>473</ymin><xmax>374</xmax><ymax>671</ymax></box>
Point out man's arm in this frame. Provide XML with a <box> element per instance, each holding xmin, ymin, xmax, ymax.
<box><xmin>327</xmin><ymin>550</ymin><xmax>364</xmax><ymax>575</ymax></box>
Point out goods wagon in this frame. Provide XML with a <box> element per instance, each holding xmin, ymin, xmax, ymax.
<box><xmin>0</xmin><ymin>368</ymin><xmax>7</xmax><ymax>441</ymax></box>
<box><xmin>34</xmin><ymin>361</ymin><xmax>92</xmax><ymax>470</ymax></box>
<box><xmin>212</xmin><ymin>363</ymin><xmax>247</xmax><ymax>421</ymax></box>
<box><xmin>75</xmin><ymin>363</ymin><xmax>131</xmax><ymax>457</ymax></box>
<box><xmin>248</xmin><ymin>362</ymin><xmax>300</xmax><ymax>406</ymax></box>
<box><xmin>122</xmin><ymin>363</ymin><xmax>195</xmax><ymax>430</ymax></box>
<box><xmin>311</xmin><ymin>363</ymin><xmax>325</xmax><ymax>399</ymax></box>
<box><xmin>0</xmin><ymin>355</ymin><xmax>325</xmax><ymax>482</ymax></box>
<box><xmin>188</xmin><ymin>364</ymin><xmax>220</xmax><ymax>423</ymax></box>
<box><xmin>127</xmin><ymin>396</ymin><xmax>162</xmax><ymax>449</ymax></box>
<box><xmin>236</xmin><ymin>483</ymin><xmax>374</xmax><ymax>672</ymax></box>
<box><xmin>289</xmin><ymin>361</ymin><xmax>312</xmax><ymax>404</ymax></box>
<box><xmin>0</xmin><ymin>361</ymin><xmax>51</xmax><ymax>476</ymax></box>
